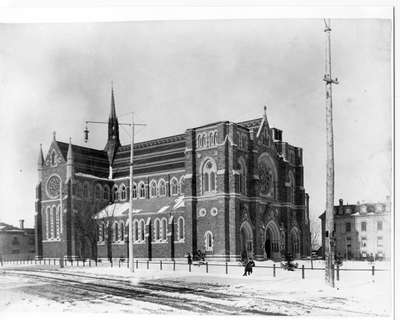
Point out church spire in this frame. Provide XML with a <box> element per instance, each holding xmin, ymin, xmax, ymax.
<box><xmin>66</xmin><ymin>137</ymin><xmax>74</xmax><ymax>181</ymax></box>
<box><xmin>37</xmin><ymin>144</ymin><xmax>44</xmax><ymax>182</ymax></box>
<box><xmin>37</xmin><ymin>144</ymin><xmax>44</xmax><ymax>168</ymax></box>
<box><xmin>104</xmin><ymin>84</ymin><xmax>121</xmax><ymax>169</ymax></box>
<box><xmin>110</xmin><ymin>83</ymin><xmax>117</xmax><ymax>120</ymax></box>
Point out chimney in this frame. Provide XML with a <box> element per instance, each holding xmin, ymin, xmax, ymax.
<box><xmin>19</xmin><ymin>219</ymin><xmax>24</xmax><ymax>229</ymax></box>
<box><xmin>338</xmin><ymin>199</ymin><xmax>344</xmax><ymax>215</ymax></box>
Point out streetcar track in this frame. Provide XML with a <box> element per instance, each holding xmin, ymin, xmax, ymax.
<box><xmin>2</xmin><ymin>269</ymin><xmax>268</xmax><ymax>315</ymax></box>
<box><xmin>1</xmin><ymin>267</ymin><xmax>387</xmax><ymax>316</ymax></box>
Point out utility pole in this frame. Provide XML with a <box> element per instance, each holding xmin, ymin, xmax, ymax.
<box><xmin>84</xmin><ymin>111</ymin><xmax>145</xmax><ymax>273</ymax></box>
<box><xmin>323</xmin><ymin>19</ymin><xmax>339</xmax><ymax>287</ymax></box>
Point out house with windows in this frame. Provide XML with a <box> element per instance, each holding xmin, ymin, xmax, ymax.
<box><xmin>319</xmin><ymin>197</ymin><xmax>391</xmax><ymax>260</ymax></box>
<box><xmin>0</xmin><ymin>220</ymin><xmax>35</xmax><ymax>260</ymax></box>
<box><xmin>35</xmin><ymin>88</ymin><xmax>310</xmax><ymax>261</ymax></box>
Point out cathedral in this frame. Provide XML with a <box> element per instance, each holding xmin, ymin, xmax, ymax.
<box><xmin>35</xmin><ymin>89</ymin><xmax>311</xmax><ymax>262</ymax></box>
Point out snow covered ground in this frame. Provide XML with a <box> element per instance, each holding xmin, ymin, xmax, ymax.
<box><xmin>0</xmin><ymin>259</ymin><xmax>392</xmax><ymax>317</ymax></box>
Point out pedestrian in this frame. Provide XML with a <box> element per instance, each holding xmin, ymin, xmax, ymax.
<box><xmin>243</xmin><ymin>258</ymin><xmax>255</xmax><ymax>276</ymax></box>
<box><xmin>187</xmin><ymin>253</ymin><xmax>192</xmax><ymax>265</ymax></box>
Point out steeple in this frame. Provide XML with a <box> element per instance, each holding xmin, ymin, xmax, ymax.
<box><xmin>37</xmin><ymin>144</ymin><xmax>44</xmax><ymax>182</ymax></box>
<box><xmin>37</xmin><ymin>144</ymin><xmax>44</xmax><ymax>168</ymax></box>
<box><xmin>66</xmin><ymin>138</ymin><xmax>74</xmax><ymax>181</ymax></box>
<box><xmin>104</xmin><ymin>84</ymin><xmax>121</xmax><ymax>168</ymax></box>
<box><xmin>257</xmin><ymin>105</ymin><xmax>270</xmax><ymax>138</ymax></box>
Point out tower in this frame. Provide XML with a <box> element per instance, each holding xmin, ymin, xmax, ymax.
<box><xmin>104</xmin><ymin>86</ymin><xmax>121</xmax><ymax>175</ymax></box>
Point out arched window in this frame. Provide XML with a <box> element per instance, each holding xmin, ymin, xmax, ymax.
<box><xmin>179</xmin><ymin>176</ymin><xmax>185</xmax><ymax>195</ymax></box>
<box><xmin>46</xmin><ymin>207</ymin><xmax>51</xmax><ymax>240</ymax></box>
<box><xmin>177</xmin><ymin>217</ymin><xmax>185</xmax><ymax>241</ymax></box>
<box><xmin>209</xmin><ymin>132</ymin><xmax>213</xmax><ymax>146</ymax></box>
<box><xmin>258</xmin><ymin>153</ymin><xmax>278</xmax><ymax>199</ymax></box>
<box><xmin>139</xmin><ymin>182</ymin><xmax>146</xmax><ymax>199</ymax></box>
<box><xmin>150</xmin><ymin>180</ymin><xmax>157</xmax><ymax>198</ymax></box>
<box><xmin>103</xmin><ymin>185</ymin><xmax>110</xmax><ymax>201</ymax></box>
<box><xmin>204</xmin><ymin>231</ymin><xmax>213</xmax><ymax>251</ymax></box>
<box><xmin>140</xmin><ymin>220</ymin><xmax>145</xmax><ymax>241</ymax></box>
<box><xmin>77</xmin><ymin>182</ymin><xmax>83</xmax><ymax>198</ymax></box>
<box><xmin>120</xmin><ymin>184</ymin><xmax>127</xmax><ymax>201</ymax></box>
<box><xmin>119</xmin><ymin>221</ymin><xmax>125</xmax><ymax>241</ymax></box>
<box><xmin>202</xmin><ymin>134</ymin><xmax>206</xmax><ymax>147</ymax></box>
<box><xmin>161</xmin><ymin>218</ymin><xmax>167</xmax><ymax>241</ymax></box>
<box><xmin>98</xmin><ymin>223</ymin><xmax>105</xmax><ymax>242</ymax></box>
<box><xmin>55</xmin><ymin>205</ymin><xmax>61</xmax><ymax>238</ymax></box>
<box><xmin>132</xmin><ymin>183</ymin><xmax>137</xmax><ymax>199</ymax></box>
<box><xmin>197</xmin><ymin>135</ymin><xmax>202</xmax><ymax>148</ymax></box>
<box><xmin>112</xmin><ymin>185</ymin><xmax>119</xmax><ymax>201</ymax></box>
<box><xmin>113</xmin><ymin>222</ymin><xmax>118</xmax><ymax>242</ymax></box>
<box><xmin>202</xmin><ymin>159</ymin><xmax>217</xmax><ymax>193</ymax></box>
<box><xmin>95</xmin><ymin>184</ymin><xmax>102</xmax><ymax>200</ymax></box>
<box><xmin>50</xmin><ymin>205</ymin><xmax>56</xmax><ymax>239</ymax></box>
<box><xmin>158</xmin><ymin>180</ymin><xmax>166</xmax><ymax>197</ymax></box>
<box><xmin>238</xmin><ymin>159</ymin><xmax>247</xmax><ymax>194</ymax></box>
<box><xmin>288</xmin><ymin>171</ymin><xmax>295</xmax><ymax>204</ymax></box>
<box><xmin>154</xmin><ymin>219</ymin><xmax>160</xmax><ymax>241</ymax></box>
<box><xmin>133</xmin><ymin>220</ymin><xmax>139</xmax><ymax>242</ymax></box>
<box><xmin>213</xmin><ymin>131</ymin><xmax>218</xmax><ymax>145</ymax></box>
<box><xmin>170</xmin><ymin>178</ymin><xmax>178</xmax><ymax>196</ymax></box>
<box><xmin>51</xmin><ymin>150</ymin><xmax>56</xmax><ymax>166</ymax></box>
<box><xmin>83</xmin><ymin>182</ymin><xmax>89</xmax><ymax>199</ymax></box>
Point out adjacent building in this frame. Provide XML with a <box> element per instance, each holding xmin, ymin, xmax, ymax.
<box><xmin>35</xmin><ymin>89</ymin><xmax>311</xmax><ymax>262</ymax></box>
<box><xmin>0</xmin><ymin>220</ymin><xmax>35</xmax><ymax>260</ymax></box>
<box><xmin>319</xmin><ymin>197</ymin><xmax>391</xmax><ymax>260</ymax></box>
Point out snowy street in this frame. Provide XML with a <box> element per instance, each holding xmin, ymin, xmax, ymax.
<box><xmin>0</xmin><ymin>260</ymin><xmax>392</xmax><ymax>316</ymax></box>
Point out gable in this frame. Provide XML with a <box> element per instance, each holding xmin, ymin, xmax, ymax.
<box><xmin>45</xmin><ymin>141</ymin><xmax>65</xmax><ymax>168</ymax></box>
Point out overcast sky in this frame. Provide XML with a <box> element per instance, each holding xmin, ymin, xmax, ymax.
<box><xmin>0</xmin><ymin>19</ymin><xmax>392</xmax><ymax>229</ymax></box>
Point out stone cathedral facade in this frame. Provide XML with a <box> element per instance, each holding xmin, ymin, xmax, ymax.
<box><xmin>35</xmin><ymin>90</ymin><xmax>311</xmax><ymax>261</ymax></box>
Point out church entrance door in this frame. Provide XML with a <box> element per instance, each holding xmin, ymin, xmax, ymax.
<box><xmin>240</xmin><ymin>221</ymin><xmax>253</xmax><ymax>261</ymax></box>
<box><xmin>265</xmin><ymin>230</ymin><xmax>272</xmax><ymax>259</ymax></box>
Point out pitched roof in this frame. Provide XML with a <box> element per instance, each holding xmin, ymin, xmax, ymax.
<box><xmin>57</xmin><ymin>141</ymin><xmax>109</xmax><ymax>178</ymax></box>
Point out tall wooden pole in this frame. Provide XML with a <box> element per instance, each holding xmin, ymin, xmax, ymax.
<box><xmin>323</xmin><ymin>19</ymin><xmax>338</xmax><ymax>287</ymax></box>
<box><xmin>129</xmin><ymin>113</ymin><xmax>135</xmax><ymax>272</ymax></box>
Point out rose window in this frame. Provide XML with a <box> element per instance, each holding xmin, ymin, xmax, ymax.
<box><xmin>47</xmin><ymin>176</ymin><xmax>61</xmax><ymax>198</ymax></box>
<box><xmin>259</xmin><ymin>163</ymin><xmax>273</xmax><ymax>195</ymax></box>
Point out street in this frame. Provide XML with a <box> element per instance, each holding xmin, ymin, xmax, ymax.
<box><xmin>0</xmin><ymin>263</ymin><xmax>391</xmax><ymax>316</ymax></box>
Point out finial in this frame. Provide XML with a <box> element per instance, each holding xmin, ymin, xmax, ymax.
<box><xmin>264</xmin><ymin>105</ymin><xmax>267</xmax><ymax>117</ymax></box>
<box><xmin>52</xmin><ymin>131</ymin><xmax>56</xmax><ymax>141</ymax></box>
<box><xmin>69</xmin><ymin>137</ymin><xmax>72</xmax><ymax>144</ymax></box>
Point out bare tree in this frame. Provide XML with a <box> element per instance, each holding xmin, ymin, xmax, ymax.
<box><xmin>73</xmin><ymin>202</ymin><xmax>99</xmax><ymax>260</ymax></box>
<box><xmin>96</xmin><ymin>202</ymin><xmax>117</xmax><ymax>262</ymax></box>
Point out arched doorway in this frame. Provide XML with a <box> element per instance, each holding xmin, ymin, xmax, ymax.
<box><xmin>264</xmin><ymin>220</ymin><xmax>280</xmax><ymax>260</ymax></box>
<box><xmin>240</xmin><ymin>221</ymin><xmax>253</xmax><ymax>261</ymax></box>
<box><xmin>265</xmin><ymin>229</ymin><xmax>272</xmax><ymax>259</ymax></box>
<box><xmin>289</xmin><ymin>227</ymin><xmax>300</xmax><ymax>258</ymax></box>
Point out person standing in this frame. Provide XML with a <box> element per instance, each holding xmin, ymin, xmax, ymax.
<box><xmin>187</xmin><ymin>253</ymin><xmax>192</xmax><ymax>265</ymax></box>
<box><xmin>243</xmin><ymin>258</ymin><xmax>255</xmax><ymax>276</ymax></box>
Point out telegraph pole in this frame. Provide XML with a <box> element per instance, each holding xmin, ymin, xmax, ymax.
<box><xmin>85</xmin><ymin>111</ymin><xmax>145</xmax><ymax>273</ymax></box>
<box><xmin>323</xmin><ymin>19</ymin><xmax>338</xmax><ymax>287</ymax></box>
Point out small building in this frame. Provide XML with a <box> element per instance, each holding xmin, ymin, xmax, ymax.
<box><xmin>319</xmin><ymin>197</ymin><xmax>391</xmax><ymax>260</ymax></box>
<box><xmin>0</xmin><ymin>220</ymin><xmax>35</xmax><ymax>260</ymax></box>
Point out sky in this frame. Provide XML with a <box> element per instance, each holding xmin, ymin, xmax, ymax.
<box><xmin>0</xmin><ymin>18</ymin><xmax>392</xmax><ymax>229</ymax></box>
